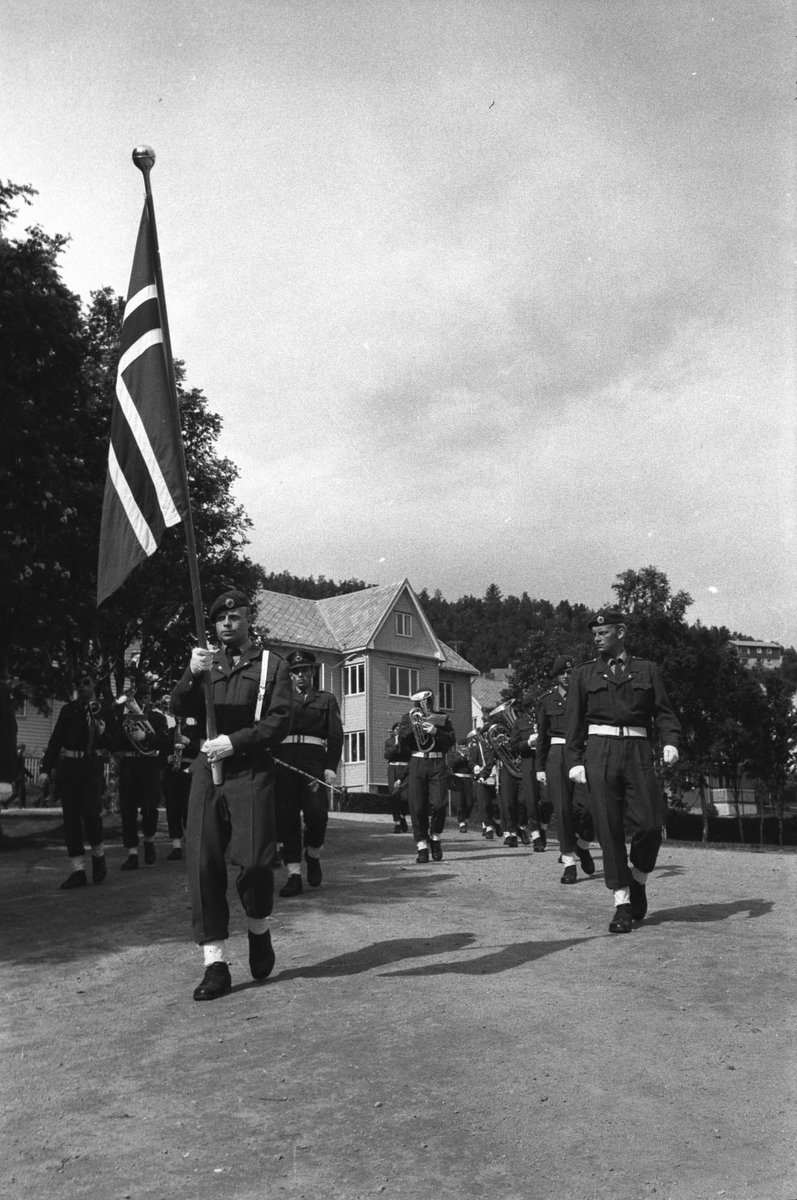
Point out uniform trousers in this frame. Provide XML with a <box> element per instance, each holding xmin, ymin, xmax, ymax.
<box><xmin>521</xmin><ymin>756</ymin><xmax>550</xmax><ymax>830</ymax></box>
<box><xmin>408</xmin><ymin>756</ymin><xmax>448</xmax><ymax>843</ymax></box>
<box><xmin>387</xmin><ymin>762</ymin><xmax>410</xmax><ymax>823</ymax></box>
<box><xmin>474</xmin><ymin>780</ymin><xmax>499</xmax><ymax>829</ymax></box>
<box><xmin>497</xmin><ymin>766</ymin><xmax>527</xmax><ymax>834</ymax></box>
<box><xmin>58</xmin><ymin>758</ymin><xmax>104</xmax><ymax>858</ymax></box>
<box><xmin>448</xmin><ymin>774</ymin><xmax>473</xmax><ymax>822</ymax></box>
<box><xmin>274</xmin><ymin>747</ymin><xmax>329</xmax><ymax>865</ymax></box>
<box><xmin>583</xmin><ymin>736</ymin><xmax>665</xmax><ymax>891</ymax></box>
<box><xmin>118</xmin><ymin>757</ymin><xmax>161</xmax><ymax>850</ymax></box>
<box><xmin>544</xmin><ymin>745</ymin><xmax>592</xmax><ymax>856</ymax></box>
<box><xmin>186</xmin><ymin>759</ymin><xmax>276</xmax><ymax>943</ymax></box>
<box><xmin>162</xmin><ymin>770</ymin><xmax>191</xmax><ymax>840</ymax></box>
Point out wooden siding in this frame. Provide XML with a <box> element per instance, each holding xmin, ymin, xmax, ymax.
<box><xmin>15</xmin><ymin>701</ymin><xmax>66</xmax><ymax>757</ymax></box>
<box><xmin>371</xmin><ymin>586</ymin><xmax>440</xmax><ymax>658</ymax></box>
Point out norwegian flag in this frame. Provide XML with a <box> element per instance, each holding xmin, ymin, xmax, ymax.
<box><xmin>96</xmin><ymin>204</ymin><xmax>189</xmax><ymax>605</ymax></box>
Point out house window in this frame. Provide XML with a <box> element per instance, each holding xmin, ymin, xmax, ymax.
<box><xmin>389</xmin><ymin>665</ymin><xmax>420</xmax><ymax>697</ymax></box>
<box><xmin>343</xmin><ymin>662</ymin><xmax>365</xmax><ymax>695</ymax></box>
<box><xmin>395</xmin><ymin>612</ymin><xmax>413</xmax><ymax>638</ymax></box>
<box><xmin>439</xmin><ymin>681</ymin><xmax>454</xmax><ymax>710</ymax></box>
<box><xmin>14</xmin><ymin>697</ymin><xmax>27</xmax><ymax>718</ymax></box>
<box><xmin>344</xmin><ymin>731</ymin><xmax>366</xmax><ymax>763</ymax></box>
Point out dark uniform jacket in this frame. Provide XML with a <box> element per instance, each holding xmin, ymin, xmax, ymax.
<box><xmin>564</xmin><ymin>654</ymin><xmax>681</xmax><ymax>771</ymax></box>
<box><xmin>535</xmin><ymin>689</ymin><xmax>567</xmax><ymax>773</ymax></box>
<box><xmin>384</xmin><ymin>726</ymin><xmax>410</xmax><ymax>764</ymax></box>
<box><xmin>509</xmin><ymin>710</ymin><xmax>538</xmax><ymax>761</ymax></box>
<box><xmin>398</xmin><ymin>710</ymin><xmax>456</xmax><ymax>757</ymax></box>
<box><xmin>0</xmin><ymin>681</ymin><xmax>17</xmax><ymax>785</ymax></box>
<box><xmin>276</xmin><ymin>689</ymin><xmax>343</xmax><ymax>774</ymax></box>
<box><xmin>42</xmin><ymin>698</ymin><xmax>116</xmax><ymax>774</ymax></box>
<box><xmin>466</xmin><ymin>733</ymin><xmax>495</xmax><ymax>780</ymax></box>
<box><xmin>171</xmin><ymin>641</ymin><xmax>293</xmax><ymax>769</ymax></box>
<box><xmin>446</xmin><ymin>744</ymin><xmax>472</xmax><ymax>776</ymax></box>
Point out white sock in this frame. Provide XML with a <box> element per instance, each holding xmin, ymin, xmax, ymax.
<box><xmin>202</xmin><ymin>941</ymin><xmax>227</xmax><ymax>966</ymax></box>
<box><xmin>576</xmin><ymin>837</ymin><xmax>591</xmax><ymax>849</ymax></box>
<box><xmin>172</xmin><ymin>839</ymin><xmax>182</xmax><ymax>849</ymax></box>
<box><xmin>530</xmin><ymin>831</ymin><xmax>540</xmax><ymax>841</ymax></box>
<box><xmin>90</xmin><ymin>844</ymin><xmax>105</xmax><ymax>858</ymax></box>
<box><xmin>614</xmin><ymin>887</ymin><xmax>631</xmax><ymax>906</ymax></box>
<box><xmin>416</xmin><ymin>840</ymin><xmax>428</xmax><ymax>851</ymax></box>
<box><xmin>286</xmin><ymin>863</ymin><xmax>301</xmax><ymax>876</ymax></box>
<box><xmin>430</xmin><ymin>835</ymin><xmax>441</xmax><ymax>843</ymax></box>
<box><xmin>305</xmin><ymin>846</ymin><xmax>321</xmax><ymax>859</ymax></box>
<box><xmin>70</xmin><ymin>856</ymin><xmax>85</xmax><ymax>872</ymax></box>
<box><xmin>631</xmin><ymin>866</ymin><xmax>648</xmax><ymax>885</ymax></box>
<box><xmin>247</xmin><ymin>917</ymin><xmax>270</xmax><ymax>936</ymax></box>
<box><xmin>562</xmin><ymin>854</ymin><xmax>577</xmax><ymax>867</ymax></box>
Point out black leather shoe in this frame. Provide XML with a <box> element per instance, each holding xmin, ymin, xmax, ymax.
<box><xmin>494</xmin><ymin>822</ymin><xmax>503</xmax><ymax>838</ymax></box>
<box><xmin>609</xmin><ymin>904</ymin><xmax>633</xmax><ymax>934</ymax></box>
<box><xmin>538</xmin><ymin>828</ymin><xmax>547</xmax><ymax>849</ymax></box>
<box><xmin>577</xmin><ymin>846</ymin><xmax>596</xmax><ymax>875</ymax></box>
<box><xmin>458</xmin><ymin>822</ymin><xmax>467</xmax><ymax>833</ymax></box>
<box><xmin>430</xmin><ymin>840</ymin><xmax>443</xmax><ymax>861</ymax></box>
<box><xmin>121</xmin><ymin>855</ymin><xmax>138</xmax><ymax>871</ymax></box>
<box><xmin>560</xmin><ymin>865</ymin><xmax>578</xmax><ymax>885</ymax></box>
<box><xmin>143</xmin><ymin>842</ymin><xmax>156</xmax><ymax>865</ymax></box>
<box><xmin>305</xmin><ymin>851</ymin><xmax>322</xmax><ymax>887</ymax></box>
<box><xmin>393</xmin><ymin>822</ymin><xmax>403</xmax><ymax>833</ymax></box>
<box><xmin>91</xmin><ymin>855</ymin><xmax>107</xmax><ymax>884</ymax></box>
<box><xmin>519</xmin><ymin>829</ymin><xmax>531</xmax><ymax>846</ymax></box>
<box><xmin>166</xmin><ymin>847</ymin><xmax>183</xmax><ymax>861</ymax></box>
<box><xmin>248</xmin><ymin>930</ymin><xmax>276</xmax><ymax>981</ymax></box>
<box><xmin>279</xmin><ymin>874</ymin><xmax>303</xmax><ymax>898</ymax></box>
<box><xmin>504</xmin><ymin>834</ymin><xmax>518</xmax><ymax>848</ymax></box>
<box><xmin>59</xmin><ymin>870</ymin><xmax>88</xmax><ymax>890</ymax></box>
<box><xmin>630</xmin><ymin>878</ymin><xmax>648</xmax><ymax>921</ymax></box>
<box><xmin>532</xmin><ymin>838</ymin><xmax>546</xmax><ymax>853</ymax></box>
<box><xmin>193</xmin><ymin>961</ymin><xmax>232</xmax><ymax>1001</ymax></box>
<box><xmin>415</xmin><ymin>848</ymin><xmax>430</xmax><ymax>864</ymax></box>
<box><xmin>483</xmin><ymin>827</ymin><xmax>495</xmax><ymax>840</ymax></box>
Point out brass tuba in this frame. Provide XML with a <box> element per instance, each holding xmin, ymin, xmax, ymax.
<box><xmin>409</xmin><ymin>690</ymin><xmax>436</xmax><ymax>752</ymax></box>
<box><xmin>485</xmin><ymin>700</ymin><xmax>522</xmax><ymax>779</ymax></box>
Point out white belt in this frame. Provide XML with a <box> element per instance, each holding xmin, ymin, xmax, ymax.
<box><xmin>588</xmin><ymin>724</ymin><xmax>647</xmax><ymax>738</ymax></box>
<box><xmin>61</xmin><ymin>749</ymin><xmax>87</xmax><ymax>759</ymax></box>
<box><xmin>412</xmin><ymin>751</ymin><xmax>443</xmax><ymax>759</ymax></box>
<box><xmin>453</xmin><ymin>771</ymin><xmax>470</xmax><ymax>778</ymax></box>
<box><xmin>550</xmin><ymin>737</ymin><xmax>566</xmax><ymax>745</ymax></box>
<box><xmin>282</xmin><ymin>735</ymin><xmax>326</xmax><ymax>747</ymax></box>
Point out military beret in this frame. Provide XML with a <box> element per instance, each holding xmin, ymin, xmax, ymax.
<box><xmin>551</xmin><ymin>655</ymin><xmax>574</xmax><ymax>675</ymax></box>
<box><xmin>209</xmin><ymin>589</ymin><xmax>251</xmax><ymax>620</ymax></box>
<box><xmin>588</xmin><ymin>608</ymin><xmax>627</xmax><ymax>629</ymax></box>
<box><xmin>286</xmin><ymin>649</ymin><xmax>318</xmax><ymax>672</ymax></box>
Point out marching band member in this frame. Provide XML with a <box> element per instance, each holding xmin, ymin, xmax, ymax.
<box><xmin>171</xmin><ymin>589</ymin><xmax>293</xmax><ymax>1000</ymax></box>
<box><xmin>398</xmin><ymin>690</ymin><xmax>456</xmax><ymax>863</ymax></box>
<box><xmin>273</xmin><ymin>650</ymin><xmax>343</xmax><ymax>898</ymax></box>
<box><xmin>485</xmin><ymin>704</ymin><xmax>524</xmax><ymax>848</ymax></box>
<box><xmin>38</xmin><ymin>666</ymin><xmax>114</xmax><ymax>890</ymax></box>
<box><xmin>117</xmin><ymin>679</ymin><xmax>170</xmax><ymax>871</ymax></box>
<box><xmin>162</xmin><ymin>711</ymin><xmax>200</xmax><ymax>860</ymax></box>
<box><xmin>383</xmin><ymin>721</ymin><xmax>410</xmax><ymax>833</ymax></box>
<box><xmin>565</xmin><ymin>609</ymin><xmax>680</xmax><ymax>933</ymax></box>
<box><xmin>446</xmin><ymin>741</ymin><xmax>474</xmax><ymax>832</ymax></box>
<box><xmin>467</xmin><ymin>727</ymin><xmax>500</xmax><ymax>839</ymax></box>
<box><xmin>536</xmin><ymin>658</ymin><xmax>594</xmax><ymax>883</ymax></box>
<box><xmin>508</xmin><ymin>690</ymin><xmax>542</xmax><ymax>847</ymax></box>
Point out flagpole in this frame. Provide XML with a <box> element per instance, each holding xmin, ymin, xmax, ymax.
<box><xmin>132</xmin><ymin>146</ymin><xmax>222</xmax><ymax>781</ymax></box>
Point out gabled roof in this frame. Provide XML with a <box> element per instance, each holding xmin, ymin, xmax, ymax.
<box><xmin>472</xmin><ymin>675</ymin><xmax>509</xmax><ymax>712</ymax></box>
<box><xmin>254</xmin><ymin>580</ymin><xmax>478</xmax><ymax>675</ymax></box>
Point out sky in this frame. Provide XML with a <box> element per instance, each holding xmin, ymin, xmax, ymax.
<box><xmin>3</xmin><ymin>1</ymin><xmax>795</xmax><ymax>645</ymax></box>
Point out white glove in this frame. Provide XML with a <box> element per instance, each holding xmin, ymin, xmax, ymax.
<box><xmin>663</xmin><ymin>745</ymin><xmax>679</xmax><ymax>765</ymax></box>
<box><xmin>202</xmin><ymin>735</ymin><xmax>234</xmax><ymax>763</ymax></box>
<box><xmin>536</xmin><ymin>771</ymin><xmax>546</xmax><ymax>784</ymax></box>
<box><xmin>324</xmin><ymin>769</ymin><xmax>337</xmax><ymax>786</ymax></box>
<box><xmin>527</xmin><ymin>733</ymin><xmax>538</xmax><ymax>748</ymax></box>
<box><xmin>569</xmin><ymin>766</ymin><xmax>587</xmax><ymax>786</ymax></box>
<box><xmin>190</xmin><ymin>647</ymin><xmax>215</xmax><ymax>676</ymax></box>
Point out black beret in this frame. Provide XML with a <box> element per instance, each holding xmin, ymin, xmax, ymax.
<box><xmin>209</xmin><ymin>589</ymin><xmax>251</xmax><ymax>620</ymax></box>
<box><xmin>551</xmin><ymin>656</ymin><xmax>574</xmax><ymax>675</ymax></box>
<box><xmin>286</xmin><ymin>649</ymin><xmax>317</xmax><ymax>672</ymax></box>
<box><xmin>588</xmin><ymin>608</ymin><xmax>627</xmax><ymax>629</ymax></box>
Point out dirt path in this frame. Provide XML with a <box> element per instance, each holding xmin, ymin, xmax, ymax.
<box><xmin>2</xmin><ymin>812</ymin><xmax>796</xmax><ymax>1200</ymax></box>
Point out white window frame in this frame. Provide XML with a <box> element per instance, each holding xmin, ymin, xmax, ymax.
<box><xmin>344</xmin><ymin>730</ymin><xmax>366</xmax><ymax>763</ymax></box>
<box><xmin>439</xmin><ymin>681</ymin><xmax>454</xmax><ymax>711</ymax></box>
<box><xmin>342</xmin><ymin>662</ymin><xmax>366</xmax><ymax>696</ymax></box>
<box><xmin>389</xmin><ymin>665</ymin><xmax>420</xmax><ymax>698</ymax></box>
<box><xmin>395</xmin><ymin>611</ymin><xmax>413</xmax><ymax>638</ymax></box>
